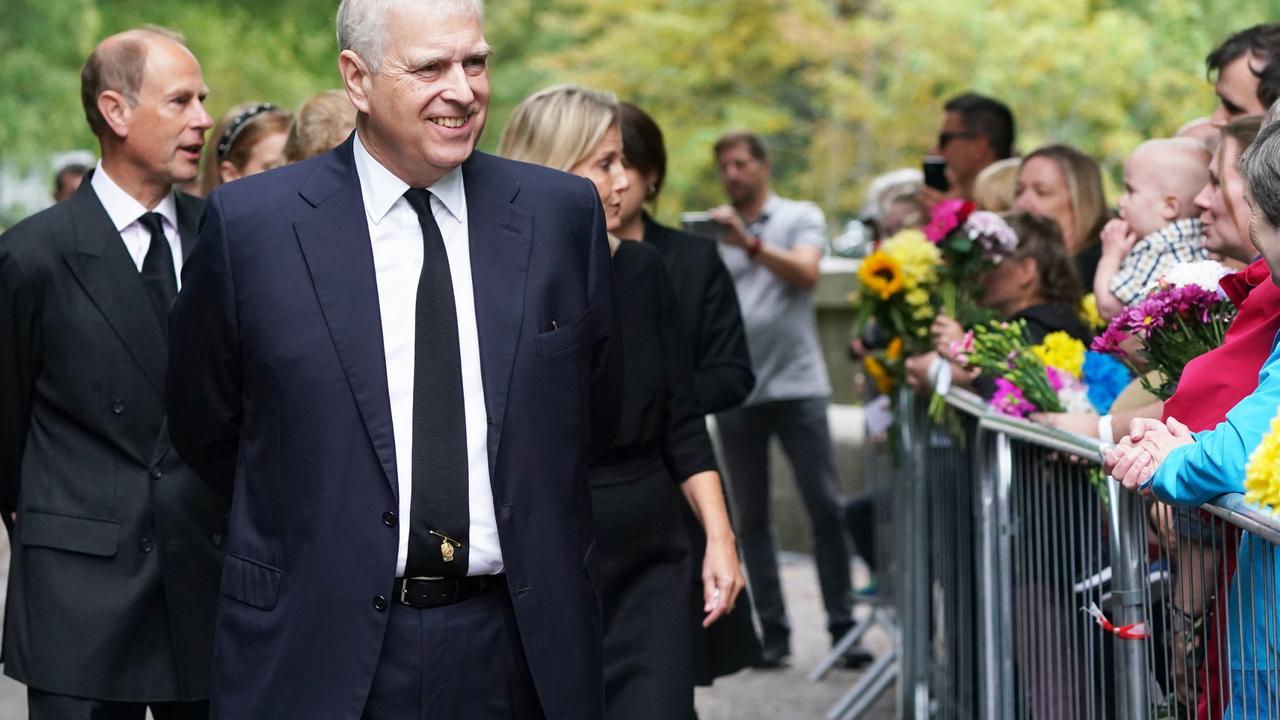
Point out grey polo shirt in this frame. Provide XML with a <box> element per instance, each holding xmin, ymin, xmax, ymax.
<box><xmin>718</xmin><ymin>193</ymin><xmax>832</xmax><ymax>407</ymax></box>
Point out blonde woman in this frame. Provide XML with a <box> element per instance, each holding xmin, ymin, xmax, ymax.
<box><xmin>283</xmin><ymin>89</ymin><xmax>356</xmax><ymax>163</ymax></box>
<box><xmin>1014</xmin><ymin>144</ymin><xmax>1109</xmax><ymax>287</ymax></box>
<box><xmin>499</xmin><ymin>85</ymin><xmax>745</xmax><ymax>719</ymax></box>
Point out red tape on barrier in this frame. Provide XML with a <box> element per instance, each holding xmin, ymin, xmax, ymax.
<box><xmin>1082</xmin><ymin>602</ymin><xmax>1147</xmax><ymax>640</ymax></box>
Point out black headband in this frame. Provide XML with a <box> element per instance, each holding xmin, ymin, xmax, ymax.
<box><xmin>216</xmin><ymin>103</ymin><xmax>278</xmax><ymax>161</ymax></box>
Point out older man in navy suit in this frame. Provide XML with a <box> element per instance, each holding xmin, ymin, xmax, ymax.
<box><xmin>166</xmin><ymin>1</ymin><xmax>623</xmax><ymax>718</ymax></box>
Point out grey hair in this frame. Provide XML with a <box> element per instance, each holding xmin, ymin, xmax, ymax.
<box><xmin>336</xmin><ymin>0</ymin><xmax>485</xmax><ymax>72</ymax></box>
<box><xmin>1239</xmin><ymin>119</ymin><xmax>1280</xmax><ymax>228</ymax></box>
<box><xmin>1265</xmin><ymin>97</ymin><xmax>1280</xmax><ymax>129</ymax></box>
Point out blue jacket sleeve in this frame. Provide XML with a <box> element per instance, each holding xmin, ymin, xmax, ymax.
<box><xmin>1149</xmin><ymin>334</ymin><xmax>1280</xmax><ymax>505</ymax></box>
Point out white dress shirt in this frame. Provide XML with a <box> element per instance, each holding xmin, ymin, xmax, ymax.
<box><xmin>89</xmin><ymin>162</ymin><xmax>183</xmax><ymax>287</ymax></box>
<box><xmin>353</xmin><ymin>132</ymin><xmax>502</xmax><ymax>577</ymax></box>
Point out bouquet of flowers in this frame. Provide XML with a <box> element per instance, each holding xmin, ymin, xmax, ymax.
<box><xmin>1246</xmin><ymin>410</ymin><xmax>1280</xmax><ymax>513</ymax></box>
<box><xmin>852</xmin><ymin>229</ymin><xmax>941</xmax><ymax>397</ymax></box>
<box><xmin>924</xmin><ymin>200</ymin><xmax>1018</xmax><ymax>322</ymax></box>
<box><xmin>962</xmin><ymin>321</ymin><xmax>1067</xmax><ymax>417</ymax></box>
<box><xmin>1090</xmin><ymin>262</ymin><xmax>1237</xmax><ymax>400</ymax></box>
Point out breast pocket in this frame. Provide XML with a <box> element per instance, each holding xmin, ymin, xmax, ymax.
<box><xmin>533</xmin><ymin>308</ymin><xmax>592</xmax><ymax>358</ymax></box>
<box><xmin>220</xmin><ymin>553</ymin><xmax>283</xmax><ymax>611</ymax></box>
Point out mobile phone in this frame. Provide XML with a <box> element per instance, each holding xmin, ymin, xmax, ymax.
<box><xmin>923</xmin><ymin>156</ymin><xmax>949</xmax><ymax>192</ymax></box>
<box><xmin>681</xmin><ymin>211</ymin><xmax>723</xmax><ymax>239</ymax></box>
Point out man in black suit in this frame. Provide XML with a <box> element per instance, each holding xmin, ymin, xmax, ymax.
<box><xmin>0</xmin><ymin>27</ymin><xmax>225</xmax><ymax>719</ymax></box>
<box><xmin>166</xmin><ymin>1</ymin><xmax>622</xmax><ymax>718</ymax></box>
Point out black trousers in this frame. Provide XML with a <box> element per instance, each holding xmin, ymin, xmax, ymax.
<box><xmin>716</xmin><ymin>397</ymin><xmax>855</xmax><ymax>646</ymax></box>
<box><xmin>362</xmin><ymin>585</ymin><xmax>544</xmax><ymax>720</ymax></box>
<box><xmin>27</xmin><ymin>690</ymin><xmax>207</xmax><ymax>720</ymax></box>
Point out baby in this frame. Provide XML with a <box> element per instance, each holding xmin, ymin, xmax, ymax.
<box><xmin>1095</xmin><ymin>138</ymin><xmax>1211</xmax><ymax>320</ymax></box>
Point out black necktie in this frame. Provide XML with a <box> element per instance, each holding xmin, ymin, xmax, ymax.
<box><xmin>402</xmin><ymin>189</ymin><xmax>470</xmax><ymax>578</ymax></box>
<box><xmin>137</xmin><ymin>212</ymin><xmax>178</xmax><ymax>326</ymax></box>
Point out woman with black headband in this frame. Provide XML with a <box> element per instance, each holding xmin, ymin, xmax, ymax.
<box><xmin>197</xmin><ymin>102</ymin><xmax>292</xmax><ymax>196</ymax></box>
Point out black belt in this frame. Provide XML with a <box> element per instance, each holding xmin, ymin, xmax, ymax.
<box><xmin>393</xmin><ymin>574</ymin><xmax>506</xmax><ymax>609</ymax></box>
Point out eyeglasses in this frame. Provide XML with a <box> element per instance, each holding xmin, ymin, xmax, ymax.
<box><xmin>938</xmin><ymin>131</ymin><xmax>977</xmax><ymax>149</ymax></box>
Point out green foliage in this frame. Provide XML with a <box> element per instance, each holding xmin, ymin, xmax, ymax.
<box><xmin>3</xmin><ymin>0</ymin><xmax>1279</xmax><ymax>226</ymax></box>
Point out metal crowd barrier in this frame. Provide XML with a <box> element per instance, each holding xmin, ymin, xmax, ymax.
<box><xmin>821</xmin><ymin>386</ymin><xmax>1280</xmax><ymax>720</ymax></box>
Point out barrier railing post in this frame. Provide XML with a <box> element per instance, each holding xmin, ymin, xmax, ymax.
<box><xmin>896</xmin><ymin>390</ymin><xmax>931</xmax><ymax>718</ymax></box>
<box><xmin>1108</xmin><ymin>476</ymin><xmax>1151</xmax><ymax>720</ymax></box>
<box><xmin>975</xmin><ymin>426</ymin><xmax>1014</xmax><ymax>720</ymax></box>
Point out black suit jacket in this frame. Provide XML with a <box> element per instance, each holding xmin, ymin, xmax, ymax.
<box><xmin>642</xmin><ymin>214</ymin><xmax>754</xmax><ymax>413</ymax></box>
<box><xmin>0</xmin><ymin>178</ymin><xmax>227</xmax><ymax>701</ymax></box>
<box><xmin>166</xmin><ymin>138</ymin><xmax>623</xmax><ymax>719</ymax></box>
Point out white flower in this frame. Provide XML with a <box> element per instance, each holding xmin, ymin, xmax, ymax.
<box><xmin>1058</xmin><ymin>385</ymin><xmax>1094</xmax><ymax>413</ymax></box>
<box><xmin>1148</xmin><ymin>260</ymin><xmax>1232</xmax><ymax>296</ymax></box>
<box><xmin>964</xmin><ymin>211</ymin><xmax>1018</xmax><ymax>259</ymax></box>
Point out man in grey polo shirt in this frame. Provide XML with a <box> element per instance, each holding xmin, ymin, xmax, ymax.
<box><xmin>708</xmin><ymin>131</ymin><xmax>854</xmax><ymax>668</ymax></box>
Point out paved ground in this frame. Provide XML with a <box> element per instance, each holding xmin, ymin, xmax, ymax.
<box><xmin>696</xmin><ymin>552</ymin><xmax>895</xmax><ymax>719</ymax></box>
<box><xmin>0</xmin><ymin>537</ymin><xmax>895</xmax><ymax>719</ymax></box>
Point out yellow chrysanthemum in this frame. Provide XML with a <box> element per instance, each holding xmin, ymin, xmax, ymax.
<box><xmin>880</xmin><ymin>229</ymin><xmax>940</xmax><ymax>290</ymax></box>
<box><xmin>858</xmin><ymin>251</ymin><xmax>904</xmax><ymax>300</ymax></box>
<box><xmin>863</xmin><ymin>356</ymin><xmax>894</xmax><ymax>395</ymax></box>
<box><xmin>905</xmin><ymin>288</ymin><xmax>931</xmax><ymax>307</ymax></box>
<box><xmin>886</xmin><ymin>337</ymin><xmax>904</xmax><ymax>361</ymax></box>
<box><xmin>1246</xmin><ymin>414</ymin><xmax>1280</xmax><ymax>513</ymax></box>
<box><xmin>1031</xmin><ymin>331</ymin><xmax>1086</xmax><ymax>378</ymax></box>
<box><xmin>1080</xmin><ymin>294</ymin><xmax>1105</xmax><ymax>330</ymax></box>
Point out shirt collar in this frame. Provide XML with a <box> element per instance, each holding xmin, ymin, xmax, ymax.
<box><xmin>1141</xmin><ymin>216</ymin><xmax>1203</xmax><ymax>248</ymax></box>
<box><xmin>89</xmin><ymin>161</ymin><xmax>178</xmax><ymax>233</ymax></box>
<box><xmin>353</xmin><ymin>131</ymin><xmax>466</xmax><ymax>225</ymax></box>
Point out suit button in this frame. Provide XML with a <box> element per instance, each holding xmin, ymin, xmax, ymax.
<box><xmin>211</xmin><ymin>533</ymin><xmax>224</xmax><ymax>547</ymax></box>
<box><xmin>111</xmin><ymin>400</ymin><xmax>125</xmax><ymax>415</ymax></box>
<box><xmin>382</xmin><ymin>512</ymin><xmax>397</xmax><ymax>528</ymax></box>
<box><xmin>372</xmin><ymin>595</ymin><xmax>387</xmax><ymax>612</ymax></box>
<box><xmin>149</xmin><ymin>468</ymin><xmax>163</xmax><ymax>480</ymax></box>
<box><xmin>139</xmin><ymin>537</ymin><xmax>154</xmax><ymax>553</ymax></box>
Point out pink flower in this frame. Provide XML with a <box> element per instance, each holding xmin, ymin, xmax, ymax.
<box><xmin>1090</xmin><ymin>324</ymin><xmax>1130</xmax><ymax>358</ymax></box>
<box><xmin>992</xmin><ymin>378</ymin><xmax>1036</xmax><ymax>417</ymax></box>
<box><xmin>923</xmin><ymin>199</ymin><xmax>976</xmax><ymax>243</ymax></box>
<box><xmin>949</xmin><ymin>330</ymin><xmax>975</xmax><ymax>363</ymax></box>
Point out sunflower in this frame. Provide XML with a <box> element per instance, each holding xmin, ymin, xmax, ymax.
<box><xmin>863</xmin><ymin>355</ymin><xmax>894</xmax><ymax>395</ymax></box>
<box><xmin>859</xmin><ymin>251</ymin><xmax>904</xmax><ymax>300</ymax></box>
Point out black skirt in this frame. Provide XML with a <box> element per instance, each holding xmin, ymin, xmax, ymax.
<box><xmin>590</xmin><ymin>453</ymin><xmax>695</xmax><ymax>720</ymax></box>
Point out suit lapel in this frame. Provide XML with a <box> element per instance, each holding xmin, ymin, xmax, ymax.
<box><xmin>62</xmin><ymin>180</ymin><xmax>168</xmax><ymax>396</ymax></box>
<box><xmin>175</xmin><ymin>191</ymin><xmax>202</xmax><ymax>259</ymax></box>
<box><xmin>293</xmin><ymin>140</ymin><xmax>399</xmax><ymax>496</ymax></box>
<box><xmin>462</xmin><ymin>153</ymin><xmax>533</xmax><ymax>472</ymax></box>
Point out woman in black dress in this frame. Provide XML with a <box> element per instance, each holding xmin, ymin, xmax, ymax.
<box><xmin>613</xmin><ymin>102</ymin><xmax>766</xmax><ymax>686</ymax></box>
<box><xmin>498</xmin><ymin>85</ymin><xmax>745</xmax><ymax>719</ymax></box>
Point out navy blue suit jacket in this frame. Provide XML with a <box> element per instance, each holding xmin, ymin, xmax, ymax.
<box><xmin>166</xmin><ymin>137</ymin><xmax>622</xmax><ymax>719</ymax></box>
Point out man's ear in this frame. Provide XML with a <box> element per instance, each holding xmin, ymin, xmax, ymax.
<box><xmin>98</xmin><ymin>90</ymin><xmax>132</xmax><ymax>140</ymax></box>
<box><xmin>338</xmin><ymin>50</ymin><xmax>373</xmax><ymax>116</ymax></box>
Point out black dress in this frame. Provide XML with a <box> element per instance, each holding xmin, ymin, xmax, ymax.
<box><xmin>590</xmin><ymin>239</ymin><xmax>719</xmax><ymax>718</ymax></box>
<box><xmin>641</xmin><ymin>214</ymin><xmax>764</xmax><ymax>685</ymax></box>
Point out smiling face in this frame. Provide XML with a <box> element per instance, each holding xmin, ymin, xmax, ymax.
<box><xmin>342</xmin><ymin>3</ymin><xmax>491</xmax><ymax>187</ymax></box>
<box><xmin>569</xmin><ymin>124</ymin><xmax>629</xmax><ymax>233</ymax></box>
<box><xmin>120</xmin><ymin>37</ymin><xmax>213</xmax><ymax>186</ymax></box>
